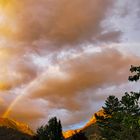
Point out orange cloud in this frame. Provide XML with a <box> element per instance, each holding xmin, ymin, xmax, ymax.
<box><xmin>4</xmin><ymin>48</ymin><xmax>139</xmax><ymax>129</ymax></box>
<box><xmin>0</xmin><ymin>0</ymin><xmax>120</xmax><ymax>45</ymax></box>
<box><xmin>0</xmin><ymin>47</ymin><xmax>37</xmax><ymax>90</ymax></box>
<box><xmin>0</xmin><ymin>0</ymin><xmax>139</xmax><ymax>131</ymax></box>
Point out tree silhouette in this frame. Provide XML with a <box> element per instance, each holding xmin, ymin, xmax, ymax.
<box><xmin>102</xmin><ymin>95</ymin><xmax>121</xmax><ymax>115</ymax></box>
<box><xmin>36</xmin><ymin>117</ymin><xmax>63</xmax><ymax>140</ymax></box>
<box><xmin>95</xmin><ymin>66</ymin><xmax>140</xmax><ymax>140</ymax></box>
<box><xmin>129</xmin><ymin>65</ymin><xmax>140</xmax><ymax>81</ymax></box>
<box><xmin>47</xmin><ymin>117</ymin><xmax>63</xmax><ymax>140</ymax></box>
<box><xmin>36</xmin><ymin>125</ymin><xmax>49</xmax><ymax>140</ymax></box>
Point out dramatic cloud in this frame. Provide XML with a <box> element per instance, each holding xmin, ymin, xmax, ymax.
<box><xmin>0</xmin><ymin>0</ymin><xmax>139</xmax><ymax>131</ymax></box>
<box><xmin>4</xmin><ymin>47</ymin><xmax>139</xmax><ymax>129</ymax></box>
<box><xmin>0</xmin><ymin>47</ymin><xmax>37</xmax><ymax>90</ymax></box>
<box><xmin>0</xmin><ymin>0</ymin><xmax>120</xmax><ymax>46</ymax></box>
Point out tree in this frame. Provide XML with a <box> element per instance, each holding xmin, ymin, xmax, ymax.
<box><xmin>36</xmin><ymin>117</ymin><xmax>63</xmax><ymax>140</ymax></box>
<box><xmin>128</xmin><ymin>65</ymin><xmax>140</xmax><ymax>81</ymax></box>
<box><xmin>95</xmin><ymin>66</ymin><xmax>140</xmax><ymax>140</ymax></box>
<box><xmin>36</xmin><ymin>125</ymin><xmax>49</xmax><ymax>140</ymax></box>
<box><xmin>102</xmin><ymin>95</ymin><xmax>120</xmax><ymax>115</ymax></box>
<box><xmin>47</xmin><ymin>117</ymin><xmax>63</xmax><ymax>140</ymax></box>
<box><xmin>95</xmin><ymin>96</ymin><xmax>122</xmax><ymax>140</ymax></box>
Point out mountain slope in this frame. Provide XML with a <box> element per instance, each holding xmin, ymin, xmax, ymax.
<box><xmin>0</xmin><ymin>118</ymin><xmax>34</xmax><ymax>136</ymax></box>
<box><xmin>0</xmin><ymin>126</ymin><xmax>33</xmax><ymax>140</ymax></box>
<box><xmin>63</xmin><ymin>110</ymin><xmax>104</xmax><ymax>139</ymax></box>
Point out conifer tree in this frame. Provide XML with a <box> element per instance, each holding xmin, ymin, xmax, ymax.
<box><xmin>36</xmin><ymin>117</ymin><xmax>63</xmax><ymax>140</ymax></box>
<box><xmin>95</xmin><ymin>66</ymin><xmax>140</xmax><ymax>140</ymax></box>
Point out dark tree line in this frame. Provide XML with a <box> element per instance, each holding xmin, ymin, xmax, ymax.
<box><xmin>35</xmin><ymin>66</ymin><xmax>140</xmax><ymax>140</ymax></box>
<box><xmin>35</xmin><ymin>117</ymin><xmax>63</xmax><ymax>140</ymax></box>
<box><xmin>95</xmin><ymin>65</ymin><xmax>140</xmax><ymax>140</ymax></box>
<box><xmin>35</xmin><ymin>117</ymin><xmax>87</xmax><ymax>140</ymax></box>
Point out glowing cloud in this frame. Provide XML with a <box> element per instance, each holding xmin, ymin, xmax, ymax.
<box><xmin>0</xmin><ymin>0</ymin><xmax>139</xmax><ymax>130</ymax></box>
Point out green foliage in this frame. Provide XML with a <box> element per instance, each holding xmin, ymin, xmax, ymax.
<box><xmin>121</xmin><ymin>92</ymin><xmax>140</xmax><ymax>115</ymax></box>
<box><xmin>96</xmin><ymin>92</ymin><xmax>140</xmax><ymax>140</ymax></box>
<box><xmin>102</xmin><ymin>95</ymin><xmax>121</xmax><ymax>115</ymax></box>
<box><xmin>36</xmin><ymin>117</ymin><xmax>63</xmax><ymax>140</ymax></box>
<box><xmin>36</xmin><ymin>125</ymin><xmax>49</xmax><ymax>140</ymax></box>
<box><xmin>95</xmin><ymin>66</ymin><xmax>140</xmax><ymax>140</ymax></box>
<box><xmin>129</xmin><ymin>65</ymin><xmax>140</xmax><ymax>81</ymax></box>
<box><xmin>47</xmin><ymin>117</ymin><xmax>63</xmax><ymax>140</ymax></box>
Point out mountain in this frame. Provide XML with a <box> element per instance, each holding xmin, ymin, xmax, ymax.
<box><xmin>0</xmin><ymin>126</ymin><xmax>33</xmax><ymax>140</ymax></box>
<box><xmin>0</xmin><ymin>110</ymin><xmax>104</xmax><ymax>140</ymax></box>
<box><xmin>0</xmin><ymin>117</ymin><xmax>34</xmax><ymax>136</ymax></box>
<box><xmin>63</xmin><ymin>130</ymin><xmax>79</xmax><ymax>139</ymax></box>
<box><xmin>63</xmin><ymin>110</ymin><xmax>104</xmax><ymax>139</ymax></box>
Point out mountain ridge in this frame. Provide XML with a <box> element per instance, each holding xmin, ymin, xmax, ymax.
<box><xmin>63</xmin><ymin>109</ymin><xmax>104</xmax><ymax>139</ymax></box>
<box><xmin>0</xmin><ymin>110</ymin><xmax>104</xmax><ymax>139</ymax></box>
<box><xmin>0</xmin><ymin>117</ymin><xmax>34</xmax><ymax>136</ymax></box>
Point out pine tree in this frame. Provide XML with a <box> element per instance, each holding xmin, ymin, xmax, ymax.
<box><xmin>103</xmin><ymin>95</ymin><xmax>120</xmax><ymax>115</ymax></box>
<box><xmin>36</xmin><ymin>117</ymin><xmax>63</xmax><ymax>140</ymax></box>
<box><xmin>48</xmin><ymin>117</ymin><xmax>63</xmax><ymax>140</ymax></box>
<box><xmin>36</xmin><ymin>125</ymin><xmax>49</xmax><ymax>140</ymax></box>
<box><xmin>95</xmin><ymin>66</ymin><xmax>140</xmax><ymax>140</ymax></box>
<box><xmin>128</xmin><ymin>65</ymin><xmax>140</xmax><ymax>81</ymax></box>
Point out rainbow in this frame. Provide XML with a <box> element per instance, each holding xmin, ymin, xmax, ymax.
<box><xmin>2</xmin><ymin>70</ymin><xmax>48</xmax><ymax>117</ymax></box>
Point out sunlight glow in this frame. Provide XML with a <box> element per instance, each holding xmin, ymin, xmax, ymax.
<box><xmin>0</xmin><ymin>2</ymin><xmax>18</xmax><ymax>39</ymax></box>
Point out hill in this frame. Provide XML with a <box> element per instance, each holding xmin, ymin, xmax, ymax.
<box><xmin>0</xmin><ymin>118</ymin><xmax>34</xmax><ymax>136</ymax></box>
<box><xmin>63</xmin><ymin>110</ymin><xmax>104</xmax><ymax>140</ymax></box>
<box><xmin>0</xmin><ymin>126</ymin><xmax>33</xmax><ymax>140</ymax></box>
<box><xmin>0</xmin><ymin>117</ymin><xmax>35</xmax><ymax>140</ymax></box>
<box><xmin>0</xmin><ymin>111</ymin><xmax>104</xmax><ymax>140</ymax></box>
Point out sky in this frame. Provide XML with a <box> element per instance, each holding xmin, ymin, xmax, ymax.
<box><xmin>0</xmin><ymin>0</ymin><xmax>140</xmax><ymax>131</ymax></box>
